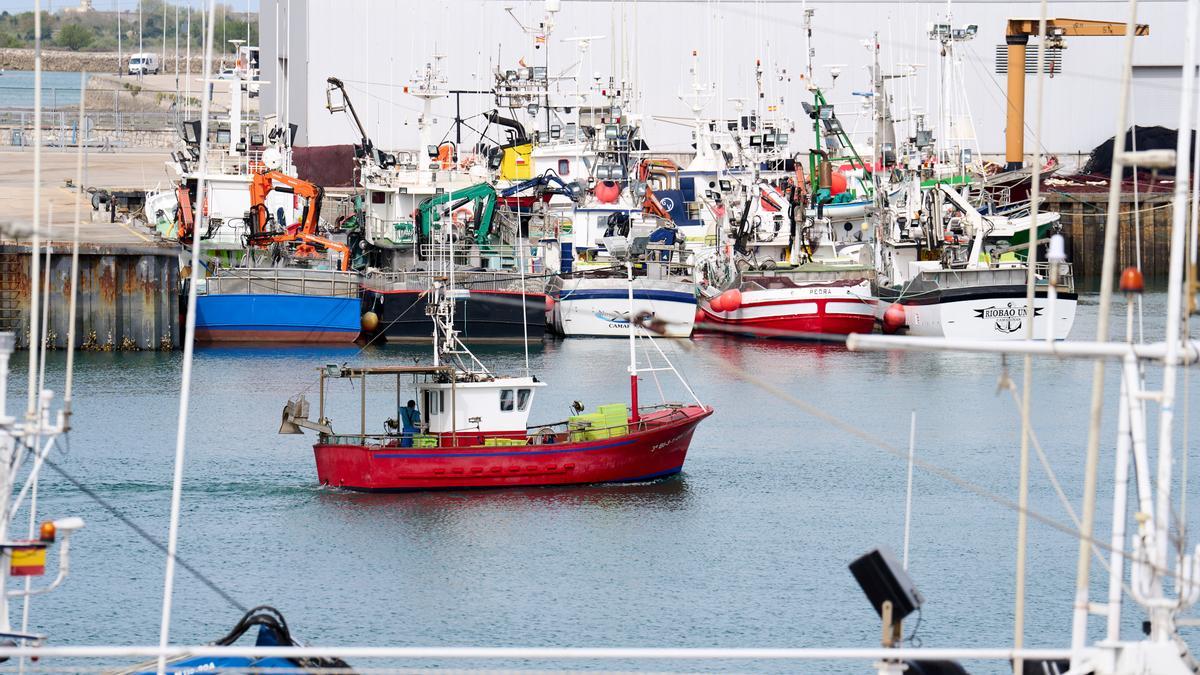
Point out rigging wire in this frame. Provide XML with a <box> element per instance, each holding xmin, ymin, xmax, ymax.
<box><xmin>42</xmin><ymin>458</ymin><xmax>247</xmax><ymax>614</ymax></box>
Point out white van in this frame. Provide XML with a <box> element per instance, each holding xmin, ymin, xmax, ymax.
<box><xmin>128</xmin><ymin>53</ymin><xmax>160</xmax><ymax>75</ymax></box>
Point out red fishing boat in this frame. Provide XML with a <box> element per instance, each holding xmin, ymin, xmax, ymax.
<box><xmin>280</xmin><ymin>262</ymin><xmax>711</xmax><ymax>491</ymax></box>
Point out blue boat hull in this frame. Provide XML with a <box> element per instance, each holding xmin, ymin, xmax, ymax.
<box><xmin>194</xmin><ymin>294</ymin><xmax>362</xmax><ymax>343</ymax></box>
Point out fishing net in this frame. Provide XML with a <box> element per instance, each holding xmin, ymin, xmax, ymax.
<box><xmin>1082</xmin><ymin>126</ymin><xmax>1196</xmax><ymax>177</ymax></box>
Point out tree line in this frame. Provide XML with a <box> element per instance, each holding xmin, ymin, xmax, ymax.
<box><xmin>0</xmin><ymin>2</ymin><xmax>257</xmax><ymax>54</ymax></box>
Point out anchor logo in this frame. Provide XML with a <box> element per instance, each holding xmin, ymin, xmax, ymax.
<box><xmin>974</xmin><ymin>302</ymin><xmax>1043</xmax><ymax>334</ymax></box>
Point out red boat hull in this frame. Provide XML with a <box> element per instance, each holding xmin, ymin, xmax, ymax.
<box><xmin>313</xmin><ymin>405</ymin><xmax>712</xmax><ymax>491</ymax></box>
<box><xmin>698</xmin><ymin>297</ymin><xmax>877</xmax><ymax>338</ymax></box>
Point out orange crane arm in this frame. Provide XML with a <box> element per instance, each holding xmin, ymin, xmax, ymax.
<box><xmin>295</xmin><ymin>233</ymin><xmax>352</xmax><ymax>272</ymax></box>
<box><xmin>249</xmin><ymin>170</ymin><xmax>349</xmax><ymax>270</ymax></box>
<box><xmin>249</xmin><ymin>170</ymin><xmax>325</xmax><ymax>240</ymax></box>
<box><xmin>1003</xmin><ymin>18</ymin><xmax>1148</xmax><ymax>169</ymax></box>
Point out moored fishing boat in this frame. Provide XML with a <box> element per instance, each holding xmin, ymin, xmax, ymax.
<box><xmin>193</xmin><ymin>267</ymin><xmax>362</xmax><ymax>343</ymax></box>
<box><xmin>873</xmin><ymin>181</ymin><xmax>1077</xmax><ymax>341</ymax></box>
<box><xmin>550</xmin><ymin>275</ymin><xmax>697</xmax><ymax>338</ymax></box>
<box><xmin>548</xmin><ymin>233</ymin><xmax>698</xmax><ymax>338</ymax></box>
<box><xmin>698</xmin><ymin>271</ymin><xmax>877</xmax><ymax>338</ymax></box>
<box><xmin>362</xmin><ymin>270</ymin><xmax>546</xmax><ymax>343</ymax></box>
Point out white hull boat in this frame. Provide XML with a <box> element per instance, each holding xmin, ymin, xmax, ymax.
<box><xmin>877</xmin><ymin>266</ymin><xmax>1077</xmax><ymax>340</ymax></box>
<box><xmin>550</xmin><ymin>276</ymin><xmax>697</xmax><ymax>337</ymax></box>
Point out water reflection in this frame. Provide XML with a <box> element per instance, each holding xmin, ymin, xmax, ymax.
<box><xmin>314</xmin><ymin>473</ymin><xmax>694</xmax><ymax>516</ymax></box>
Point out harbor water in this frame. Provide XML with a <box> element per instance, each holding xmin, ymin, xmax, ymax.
<box><xmin>0</xmin><ymin>71</ymin><xmax>86</xmax><ymax>109</ymax></box>
<box><xmin>6</xmin><ymin>291</ymin><xmax>1198</xmax><ymax>673</ymax></box>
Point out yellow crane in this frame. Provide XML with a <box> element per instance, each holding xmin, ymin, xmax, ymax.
<box><xmin>1004</xmin><ymin>18</ymin><xmax>1149</xmax><ymax>170</ymax></box>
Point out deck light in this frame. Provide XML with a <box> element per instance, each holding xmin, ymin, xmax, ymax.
<box><xmin>38</xmin><ymin>521</ymin><xmax>55</xmax><ymax>543</ymax></box>
<box><xmin>849</xmin><ymin>547</ymin><xmax>923</xmax><ymax>622</ymax></box>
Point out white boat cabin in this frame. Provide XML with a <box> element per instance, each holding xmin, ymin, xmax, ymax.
<box><xmin>418</xmin><ymin>376</ymin><xmax>545</xmax><ymax>435</ymax></box>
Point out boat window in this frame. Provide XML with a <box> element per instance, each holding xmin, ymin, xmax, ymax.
<box><xmin>680</xmin><ymin>176</ymin><xmax>696</xmax><ymax>202</ymax></box>
<box><xmin>428</xmin><ymin>390</ymin><xmax>439</xmax><ymax>415</ymax></box>
<box><xmin>517</xmin><ymin>388</ymin><xmax>532</xmax><ymax>411</ymax></box>
<box><xmin>371</xmin><ymin>191</ymin><xmax>386</xmax><ymax>204</ymax></box>
<box><xmin>500</xmin><ymin>389</ymin><xmax>515</xmax><ymax>412</ymax></box>
<box><xmin>558</xmin><ymin>159</ymin><xmax>570</xmax><ymax>176</ymax></box>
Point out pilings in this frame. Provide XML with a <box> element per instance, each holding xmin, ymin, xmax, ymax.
<box><xmin>0</xmin><ymin>243</ymin><xmax>180</xmax><ymax>351</ymax></box>
<box><xmin>1042</xmin><ymin>191</ymin><xmax>1180</xmax><ymax>280</ymax></box>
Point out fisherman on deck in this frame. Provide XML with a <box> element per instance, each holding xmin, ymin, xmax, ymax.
<box><xmin>399</xmin><ymin>399</ymin><xmax>420</xmax><ymax>447</ymax></box>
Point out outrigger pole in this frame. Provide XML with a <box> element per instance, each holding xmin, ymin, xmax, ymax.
<box><xmin>627</xmin><ymin>259</ymin><xmax>640</xmax><ymax>423</ymax></box>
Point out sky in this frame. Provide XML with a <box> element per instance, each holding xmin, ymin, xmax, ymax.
<box><xmin>0</xmin><ymin>0</ymin><xmax>258</xmax><ymax>13</ymax></box>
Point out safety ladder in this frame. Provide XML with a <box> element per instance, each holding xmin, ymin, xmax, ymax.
<box><xmin>0</xmin><ymin>252</ymin><xmax>21</xmax><ymax>333</ymax></box>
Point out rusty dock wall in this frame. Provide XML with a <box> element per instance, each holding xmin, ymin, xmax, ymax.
<box><xmin>0</xmin><ymin>244</ymin><xmax>180</xmax><ymax>351</ymax></box>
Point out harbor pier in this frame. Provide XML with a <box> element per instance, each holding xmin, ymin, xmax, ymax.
<box><xmin>0</xmin><ymin>242</ymin><xmax>180</xmax><ymax>351</ymax></box>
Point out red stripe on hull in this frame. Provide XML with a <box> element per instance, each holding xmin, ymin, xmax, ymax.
<box><xmin>697</xmin><ymin>299</ymin><xmax>876</xmax><ymax>337</ymax></box>
<box><xmin>195</xmin><ymin>328</ymin><xmax>360</xmax><ymax>344</ymax></box>
<box><xmin>313</xmin><ymin>406</ymin><xmax>712</xmax><ymax>491</ymax></box>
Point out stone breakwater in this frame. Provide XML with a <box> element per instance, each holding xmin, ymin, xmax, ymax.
<box><xmin>0</xmin><ymin>48</ymin><xmax>213</xmax><ymax>74</ymax></box>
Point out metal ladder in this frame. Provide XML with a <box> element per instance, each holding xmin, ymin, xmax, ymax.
<box><xmin>0</xmin><ymin>253</ymin><xmax>20</xmax><ymax>333</ymax></box>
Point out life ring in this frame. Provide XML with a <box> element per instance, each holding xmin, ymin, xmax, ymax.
<box><xmin>452</xmin><ymin>206</ymin><xmax>473</xmax><ymax>227</ymax></box>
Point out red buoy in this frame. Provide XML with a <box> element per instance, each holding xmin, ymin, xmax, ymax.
<box><xmin>694</xmin><ymin>308</ymin><xmax>706</xmax><ymax>325</ymax></box>
<box><xmin>709</xmin><ymin>294</ymin><xmax>726</xmax><ymax>313</ymax></box>
<box><xmin>1119</xmin><ymin>266</ymin><xmax>1145</xmax><ymax>295</ymax></box>
<box><xmin>594</xmin><ymin>180</ymin><xmax>621</xmax><ymax>204</ymax></box>
<box><xmin>829</xmin><ymin>172</ymin><xmax>848</xmax><ymax>196</ymax></box>
<box><xmin>882</xmin><ymin>304</ymin><xmax>906</xmax><ymax>333</ymax></box>
<box><xmin>720</xmin><ymin>288</ymin><xmax>742</xmax><ymax>312</ymax></box>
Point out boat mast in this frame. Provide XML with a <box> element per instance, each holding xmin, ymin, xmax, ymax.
<box><xmin>626</xmin><ymin>259</ymin><xmax>639</xmax><ymax>423</ymax></box>
<box><xmin>412</xmin><ymin>55</ymin><xmax>448</xmax><ymax>167</ymax></box>
<box><xmin>1068</xmin><ymin>2</ymin><xmax>1144</xmax><ymax>659</ymax></box>
<box><xmin>1147</xmin><ymin>0</ymin><xmax>1198</xmax><ymax>640</ymax></box>
<box><xmin>0</xmin><ymin>332</ymin><xmax>15</xmax><ymax>635</ymax></box>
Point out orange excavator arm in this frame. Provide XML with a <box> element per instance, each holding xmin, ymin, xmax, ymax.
<box><xmin>248</xmin><ymin>170</ymin><xmax>348</xmax><ymax>270</ymax></box>
<box><xmin>294</xmin><ymin>232</ymin><xmax>352</xmax><ymax>272</ymax></box>
<box><xmin>248</xmin><ymin>170</ymin><xmax>325</xmax><ymax>241</ymax></box>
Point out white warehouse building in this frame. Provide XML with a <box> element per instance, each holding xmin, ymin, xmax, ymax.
<box><xmin>259</xmin><ymin>0</ymin><xmax>1192</xmax><ymax>167</ymax></box>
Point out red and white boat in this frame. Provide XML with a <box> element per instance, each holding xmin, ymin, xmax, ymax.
<box><xmin>697</xmin><ymin>274</ymin><xmax>877</xmax><ymax>338</ymax></box>
<box><xmin>280</xmin><ymin>263</ymin><xmax>711</xmax><ymax>491</ymax></box>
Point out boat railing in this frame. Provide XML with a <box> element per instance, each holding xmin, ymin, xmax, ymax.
<box><xmin>364</xmin><ymin>269</ymin><xmax>548</xmax><ymax>293</ymax></box>
<box><xmin>418</xmin><ymin>242</ymin><xmax>530</xmax><ymax>264</ymax></box>
<box><xmin>526</xmin><ymin>404</ymin><xmax>693</xmax><ymax>439</ymax></box>
<box><xmin>915</xmin><ymin>261</ymin><xmax>1075</xmax><ymax>294</ymax></box>
<box><xmin>201</xmin><ymin>267</ymin><xmax>362</xmax><ymax>297</ymax></box>
<box><xmin>318</xmin><ymin>405</ymin><xmax>692</xmax><ymax>448</ymax></box>
<box><xmin>202</xmin><ymin>148</ymin><xmax>269</xmax><ymax>176</ymax></box>
<box><xmin>642</xmin><ymin>243</ymin><xmax>695</xmax><ymax>280</ymax></box>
